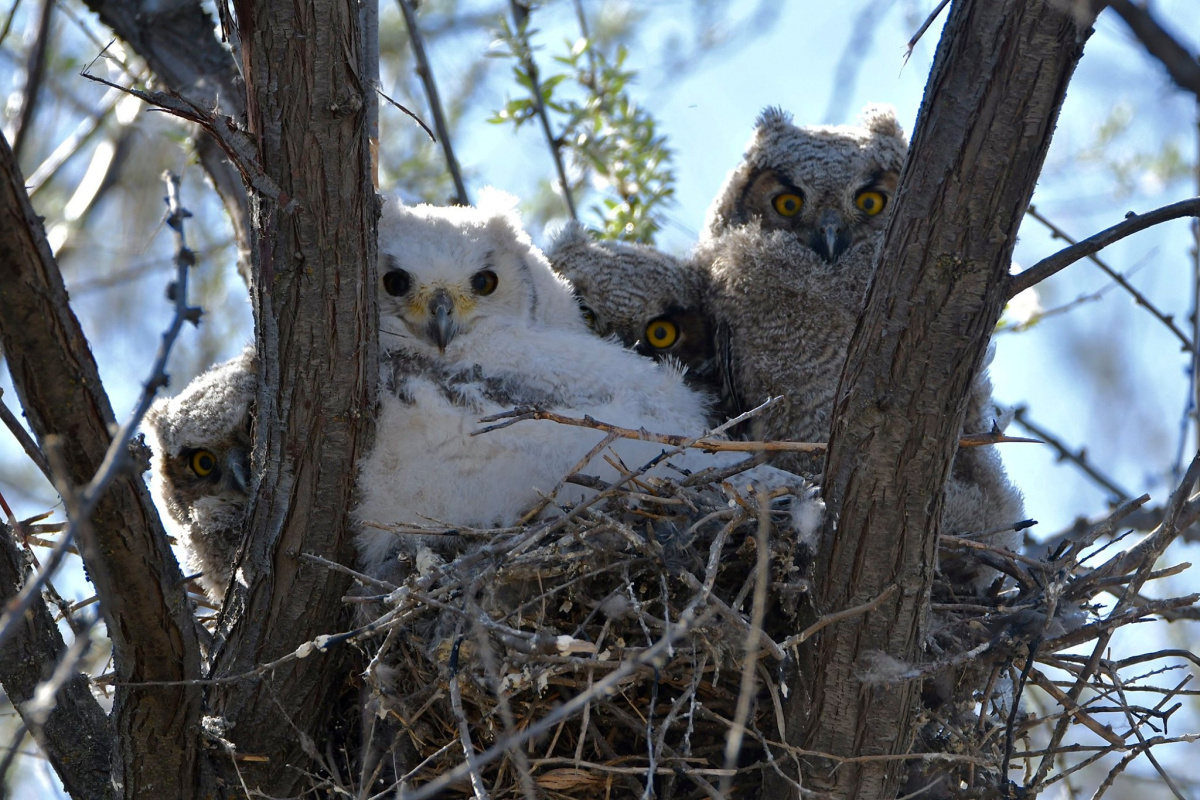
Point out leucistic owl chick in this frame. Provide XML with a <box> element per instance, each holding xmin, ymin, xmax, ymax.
<box><xmin>354</xmin><ymin>194</ymin><xmax>815</xmax><ymax>580</ymax></box>
<box><xmin>144</xmin><ymin>347</ymin><xmax>255</xmax><ymax>601</ymax></box>
<box><xmin>546</xmin><ymin>222</ymin><xmax>717</xmax><ymax>391</ymax></box>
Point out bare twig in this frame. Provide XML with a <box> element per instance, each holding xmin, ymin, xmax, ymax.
<box><xmin>10</xmin><ymin>0</ymin><xmax>55</xmax><ymax>160</ymax></box>
<box><xmin>506</xmin><ymin>0</ymin><xmax>577</xmax><ymax>219</ymax></box>
<box><xmin>1011</xmin><ymin>203</ymin><xmax>1200</xmax><ymax>352</ymax></box>
<box><xmin>1011</xmin><ymin>405</ymin><xmax>1133</xmax><ymax>502</ymax></box>
<box><xmin>905</xmin><ymin>0</ymin><xmax>950</xmax><ymax>61</ymax></box>
<box><xmin>1106</xmin><ymin>0</ymin><xmax>1200</xmax><ymax>97</ymax></box>
<box><xmin>378</xmin><ymin>88</ymin><xmax>436</xmax><ymax>142</ymax></box>
<box><xmin>0</xmin><ymin>389</ymin><xmax>52</xmax><ymax>483</ymax></box>
<box><xmin>396</xmin><ymin>0</ymin><xmax>468</xmax><ymax>204</ymax></box>
<box><xmin>448</xmin><ymin>635</ymin><xmax>491</xmax><ymax>800</ymax></box>
<box><xmin>0</xmin><ymin>172</ymin><xmax>201</xmax><ymax>650</ymax></box>
<box><xmin>80</xmin><ymin>69</ymin><xmax>298</xmax><ymax>212</ymax></box>
<box><xmin>27</xmin><ymin>85</ymin><xmax>124</xmax><ymax>196</ymax></box>
<box><xmin>719</xmin><ymin>493</ymin><xmax>771</xmax><ymax>795</ymax></box>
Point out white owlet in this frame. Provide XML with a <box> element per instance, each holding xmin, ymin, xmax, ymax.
<box><xmin>353</xmin><ymin>193</ymin><xmax>815</xmax><ymax>580</ymax></box>
<box><xmin>546</xmin><ymin>222</ymin><xmax>718</xmax><ymax>393</ymax></box>
<box><xmin>144</xmin><ymin>347</ymin><xmax>256</xmax><ymax>601</ymax></box>
<box><xmin>698</xmin><ymin>105</ymin><xmax>1023</xmax><ymax>589</ymax></box>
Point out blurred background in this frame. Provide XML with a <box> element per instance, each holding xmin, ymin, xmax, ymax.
<box><xmin>1</xmin><ymin>0</ymin><xmax>1197</xmax><ymax>795</ymax></box>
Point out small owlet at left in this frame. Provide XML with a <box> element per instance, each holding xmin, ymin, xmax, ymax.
<box><xmin>144</xmin><ymin>347</ymin><xmax>256</xmax><ymax>602</ymax></box>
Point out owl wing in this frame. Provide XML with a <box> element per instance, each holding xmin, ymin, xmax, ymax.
<box><xmin>714</xmin><ymin>319</ymin><xmax>745</xmax><ymax>428</ymax></box>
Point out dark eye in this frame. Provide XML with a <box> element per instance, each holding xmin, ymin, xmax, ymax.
<box><xmin>471</xmin><ymin>270</ymin><xmax>498</xmax><ymax>296</ymax></box>
<box><xmin>772</xmin><ymin>192</ymin><xmax>803</xmax><ymax>217</ymax></box>
<box><xmin>644</xmin><ymin>317</ymin><xmax>679</xmax><ymax>349</ymax></box>
<box><xmin>382</xmin><ymin>269</ymin><xmax>411</xmax><ymax>296</ymax></box>
<box><xmin>190</xmin><ymin>449</ymin><xmax>218</xmax><ymax>477</ymax></box>
<box><xmin>855</xmin><ymin>190</ymin><xmax>887</xmax><ymax>216</ymax></box>
<box><xmin>578</xmin><ymin>301</ymin><xmax>598</xmax><ymax>329</ymax></box>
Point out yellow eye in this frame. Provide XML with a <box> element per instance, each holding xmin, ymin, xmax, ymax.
<box><xmin>579</xmin><ymin>303</ymin><xmax>598</xmax><ymax>329</ymax></box>
<box><xmin>772</xmin><ymin>192</ymin><xmax>803</xmax><ymax>217</ymax></box>
<box><xmin>855</xmin><ymin>190</ymin><xmax>886</xmax><ymax>216</ymax></box>
<box><xmin>471</xmin><ymin>270</ymin><xmax>498</xmax><ymax>296</ymax></box>
<box><xmin>190</xmin><ymin>450</ymin><xmax>217</xmax><ymax>477</ymax></box>
<box><xmin>644</xmin><ymin>317</ymin><xmax>679</xmax><ymax>349</ymax></box>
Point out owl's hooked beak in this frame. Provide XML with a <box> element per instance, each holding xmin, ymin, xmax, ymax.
<box><xmin>427</xmin><ymin>289</ymin><xmax>458</xmax><ymax>352</ymax></box>
<box><xmin>224</xmin><ymin>446</ymin><xmax>250</xmax><ymax>498</ymax></box>
<box><xmin>811</xmin><ymin>208</ymin><xmax>851</xmax><ymax>264</ymax></box>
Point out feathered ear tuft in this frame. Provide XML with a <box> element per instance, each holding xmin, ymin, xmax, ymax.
<box><xmin>546</xmin><ymin>220</ymin><xmax>592</xmax><ymax>254</ymax></box>
<box><xmin>858</xmin><ymin>103</ymin><xmax>903</xmax><ymax>140</ymax></box>
<box><xmin>755</xmin><ymin>106</ymin><xmax>794</xmax><ymax>131</ymax></box>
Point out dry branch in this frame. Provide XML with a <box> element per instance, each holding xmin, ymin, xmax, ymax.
<box><xmin>0</xmin><ymin>127</ymin><xmax>203</xmax><ymax>798</ymax></box>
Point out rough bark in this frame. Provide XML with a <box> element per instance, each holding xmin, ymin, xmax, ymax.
<box><xmin>0</xmin><ymin>129</ymin><xmax>203</xmax><ymax>797</ymax></box>
<box><xmin>81</xmin><ymin>0</ymin><xmax>253</xmax><ymax>281</ymax></box>
<box><xmin>0</xmin><ymin>525</ymin><xmax>111</xmax><ymax>800</ymax></box>
<box><xmin>203</xmin><ymin>0</ymin><xmax>378</xmax><ymax>792</ymax></box>
<box><xmin>788</xmin><ymin>2</ymin><xmax>1097</xmax><ymax>797</ymax></box>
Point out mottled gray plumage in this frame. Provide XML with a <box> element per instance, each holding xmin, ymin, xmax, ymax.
<box><xmin>699</xmin><ymin>105</ymin><xmax>907</xmax><ymax>451</ymax></box>
<box><xmin>547</xmin><ymin>222</ymin><xmax>717</xmax><ymax>390</ymax></box>
<box><xmin>144</xmin><ymin>347</ymin><xmax>256</xmax><ymax>601</ymax></box>
<box><xmin>700</xmin><ymin>105</ymin><xmax>1023</xmax><ymax>589</ymax></box>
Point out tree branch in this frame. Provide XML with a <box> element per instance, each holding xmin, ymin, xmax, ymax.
<box><xmin>1107</xmin><ymin>0</ymin><xmax>1200</xmax><ymax>98</ymax></box>
<box><xmin>78</xmin><ymin>0</ymin><xmax>253</xmax><ymax>282</ymax></box>
<box><xmin>791</xmin><ymin>2</ymin><xmax>1097</xmax><ymax>798</ymax></box>
<box><xmin>397</xmin><ymin>0</ymin><xmax>468</xmax><ymax>205</ymax></box>
<box><xmin>0</xmin><ymin>525</ymin><xmax>111</xmax><ymax>800</ymax></box>
<box><xmin>1008</xmin><ymin>197</ymin><xmax>1200</xmax><ymax>308</ymax></box>
<box><xmin>0</xmin><ymin>128</ymin><xmax>203</xmax><ymax>798</ymax></box>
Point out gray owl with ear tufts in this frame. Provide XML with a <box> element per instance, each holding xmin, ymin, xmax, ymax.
<box><xmin>144</xmin><ymin>347</ymin><xmax>256</xmax><ymax>602</ymax></box>
<box><xmin>546</xmin><ymin>222</ymin><xmax>718</xmax><ymax>393</ymax></box>
<box><xmin>697</xmin><ymin>104</ymin><xmax>907</xmax><ymax>453</ymax></box>
<box><xmin>699</xmin><ymin>105</ymin><xmax>1024</xmax><ymax>591</ymax></box>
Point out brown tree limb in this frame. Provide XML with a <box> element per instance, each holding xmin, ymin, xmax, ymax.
<box><xmin>202</xmin><ymin>0</ymin><xmax>378</xmax><ymax>792</ymax></box>
<box><xmin>0</xmin><ymin>525</ymin><xmax>111</xmax><ymax>800</ymax></box>
<box><xmin>0</xmin><ymin>129</ymin><xmax>203</xmax><ymax>797</ymax></box>
<box><xmin>791</xmin><ymin>2</ymin><xmax>1098</xmax><ymax>798</ymax></box>
<box><xmin>1008</xmin><ymin>197</ymin><xmax>1200</xmax><ymax>305</ymax></box>
<box><xmin>78</xmin><ymin>0</ymin><xmax>253</xmax><ymax>282</ymax></box>
<box><xmin>1107</xmin><ymin>0</ymin><xmax>1200</xmax><ymax>98</ymax></box>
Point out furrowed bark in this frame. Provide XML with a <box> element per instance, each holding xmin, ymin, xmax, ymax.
<box><xmin>787</xmin><ymin>2</ymin><xmax>1097</xmax><ymax>797</ymax></box>
<box><xmin>203</xmin><ymin>0</ymin><xmax>378</xmax><ymax>792</ymax></box>
<box><xmin>0</xmin><ymin>128</ymin><xmax>203</xmax><ymax>798</ymax></box>
<box><xmin>0</xmin><ymin>525</ymin><xmax>111</xmax><ymax>800</ymax></box>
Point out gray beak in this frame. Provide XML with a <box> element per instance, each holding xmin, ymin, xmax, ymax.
<box><xmin>225</xmin><ymin>446</ymin><xmax>249</xmax><ymax>497</ymax></box>
<box><xmin>819</xmin><ymin>208</ymin><xmax>843</xmax><ymax>263</ymax></box>
<box><xmin>427</xmin><ymin>289</ymin><xmax>456</xmax><ymax>352</ymax></box>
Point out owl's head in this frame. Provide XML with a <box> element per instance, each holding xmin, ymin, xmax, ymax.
<box><xmin>143</xmin><ymin>347</ymin><xmax>256</xmax><ymax>585</ymax></box>
<box><xmin>547</xmin><ymin>222</ymin><xmax>715</xmax><ymax>382</ymax></box>
<box><xmin>377</xmin><ymin>190</ymin><xmax>584</xmax><ymax>357</ymax></box>
<box><xmin>704</xmin><ymin>104</ymin><xmax>908</xmax><ymax>263</ymax></box>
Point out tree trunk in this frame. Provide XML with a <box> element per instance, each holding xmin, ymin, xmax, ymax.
<box><xmin>202</xmin><ymin>0</ymin><xmax>378</xmax><ymax>793</ymax></box>
<box><xmin>789</xmin><ymin>2</ymin><xmax>1097</xmax><ymax>797</ymax></box>
<box><xmin>0</xmin><ymin>129</ymin><xmax>203</xmax><ymax>799</ymax></box>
